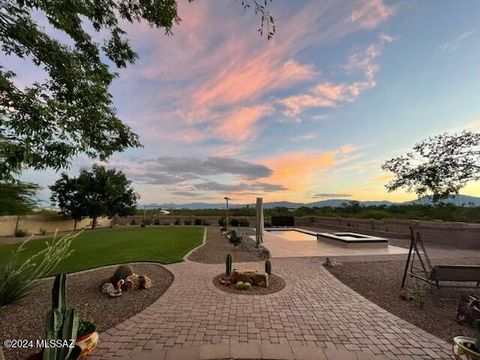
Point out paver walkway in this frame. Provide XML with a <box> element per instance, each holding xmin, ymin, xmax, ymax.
<box><xmin>93</xmin><ymin>257</ymin><xmax>451</xmax><ymax>360</ymax></box>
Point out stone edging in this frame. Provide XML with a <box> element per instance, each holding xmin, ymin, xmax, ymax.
<box><xmin>184</xmin><ymin>227</ymin><xmax>208</xmax><ymax>261</ymax></box>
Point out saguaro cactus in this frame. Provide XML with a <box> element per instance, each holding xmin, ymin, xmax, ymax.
<box><xmin>265</xmin><ymin>260</ymin><xmax>272</xmax><ymax>275</ymax></box>
<box><xmin>226</xmin><ymin>254</ymin><xmax>233</xmax><ymax>276</ymax></box>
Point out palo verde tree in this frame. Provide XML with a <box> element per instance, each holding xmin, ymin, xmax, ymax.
<box><xmin>382</xmin><ymin>131</ymin><xmax>480</xmax><ymax>202</ymax></box>
<box><xmin>50</xmin><ymin>164</ymin><xmax>138</xmax><ymax>229</ymax></box>
<box><xmin>0</xmin><ymin>0</ymin><xmax>275</xmax><ymax>181</ymax></box>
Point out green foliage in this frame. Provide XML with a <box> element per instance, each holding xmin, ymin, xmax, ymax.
<box><xmin>226</xmin><ymin>254</ymin><xmax>233</xmax><ymax>276</ymax></box>
<box><xmin>50</xmin><ymin>165</ymin><xmax>138</xmax><ymax>229</ymax></box>
<box><xmin>174</xmin><ymin>219</ymin><xmax>181</xmax><ymax>225</ymax></box>
<box><xmin>43</xmin><ymin>273</ymin><xmax>81</xmax><ymax>360</ymax></box>
<box><xmin>228</xmin><ymin>230</ymin><xmax>242</xmax><ymax>247</ymax></box>
<box><xmin>235</xmin><ymin>281</ymin><xmax>245</xmax><ymax>290</ymax></box>
<box><xmin>218</xmin><ymin>217</ymin><xmax>226</xmax><ymax>227</ymax></box>
<box><xmin>229</xmin><ymin>218</ymin><xmax>240</xmax><ymax>227</ymax></box>
<box><xmin>0</xmin><ymin>1</ymin><xmax>274</xmax><ymax>180</ymax></box>
<box><xmin>265</xmin><ymin>260</ymin><xmax>271</xmax><ymax>275</ymax></box>
<box><xmin>143</xmin><ymin>219</ymin><xmax>152</xmax><ymax>225</ymax></box>
<box><xmin>184</xmin><ymin>219</ymin><xmax>192</xmax><ymax>225</ymax></box>
<box><xmin>243</xmin><ymin>282</ymin><xmax>252</xmax><ymax>290</ymax></box>
<box><xmin>194</xmin><ymin>218</ymin><xmax>203</xmax><ymax>226</ymax></box>
<box><xmin>77</xmin><ymin>317</ymin><xmax>96</xmax><ymax>339</ymax></box>
<box><xmin>406</xmin><ymin>282</ymin><xmax>428</xmax><ymax>308</ymax></box>
<box><xmin>0</xmin><ymin>232</ymin><xmax>77</xmax><ymax>306</ymax></box>
<box><xmin>39</xmin><ymin>228</ymin><xmax>47</xmax><ymax>235</ymax></box>
<box><xmin>0</xmin><ymin>181</ymin><xmax>39</xmax><ymax>215</ymax></box>
<box><xmin>14</xmin><ymin>229</ymin><xmax>28</xmax><ymax>237</ymax></box>
<box><xmin>382</xmin><ymin>131</ymin><xmax>480</xmax><ymax>202</ymax></box>
<box><xmin>239</xmin><ymin>218</ymin><xmax>250</xmax><ymax>227</ymax></box>
<box><xmin>130</xmin><ymin>218</ymin><xmax>136</xmax><ymax>225</ymax></box>
<box><xmin>153</xmin><ymin>218</ymin><xmax>160</xmax><ymax>225</ymax></box>
<box><xmin>113</xmin><ymin>265</ymin><xmax>133</xmax><ymax>285</ymax></box>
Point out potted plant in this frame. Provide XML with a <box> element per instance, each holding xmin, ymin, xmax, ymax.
<box><xmin>453</xmin><ymin>320</ymin><xmax>480</xmax><ymax>359</ymax></box>
<box><xmin>75</xmin><ymin>318</ymin><xmax>99</xmax><ymax>359</ymax></box>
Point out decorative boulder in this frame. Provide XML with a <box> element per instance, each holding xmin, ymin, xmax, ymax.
<box><xmin>457</xmin><ymin>295</ymin><xmax>480</xmax><ymax>325</ymax></box>
<box><xmin>231</xmin><ymin>270</ymin><xmax>269</xmax><ymax>287</ymax></box>
<box><xmin>139</xmin><ymin>275</ymin><xmax>152</xmax><ymax>289</ymax></box>
<box><xmin>101</xmin><ymin>282</ymin><xmax>115</xmax><ymax>295</ymax></box>
<box><xmin>125</xmin><ymin>274</ymin><xmax>140</xmax><ymax>290</ymax></box>
<box><xmin>323</xmin><ymin>257</ymin><xmax>341</xmax><ymax>268</ymax></box>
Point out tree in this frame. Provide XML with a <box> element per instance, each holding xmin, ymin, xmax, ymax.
<box><xmin>0</xmin><ymin>181</ymin><xmax>39</xmax><ymax>215</ymax></box>
<box><xmin>382</xmin><ymin>131</ymin><xmax>480</xmax><ymax>202</ymax></box>
<box><xmin>50</xmin><ymin>165</ymin><xmax>138</xmax><ymax>229</ymax></box>
<box><xmin>0</xmin><ymin>0</ymin><xmax>275</xmax><ymax>181</ymax></box>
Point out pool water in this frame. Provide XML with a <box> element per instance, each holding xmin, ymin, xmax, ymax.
<box><xmin>267</xmin><ymin>230</ymin><xmax>317</xmax><ymax>241</ymax></box>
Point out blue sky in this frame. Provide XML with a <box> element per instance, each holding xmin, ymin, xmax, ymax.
<box><xmin>12</xmin><ymin>0</ymin><xmax>480</xmax><ymax>205</ymax></box>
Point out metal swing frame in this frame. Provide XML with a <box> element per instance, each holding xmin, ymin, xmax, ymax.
<box><xmin>401</xmin><ymin>227</ymin><xmax>480</xmax><ymax>289</ymax></box>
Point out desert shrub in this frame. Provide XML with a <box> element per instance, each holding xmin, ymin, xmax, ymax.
<box><xmin>194</xmin><ymin>218</ymin><xmax>203</xmax><ymax>226</ymax></box>
<box><xmin>153</xmin><ymin>218</ymin><xmax>160</xmax><ymax>225</ymax></box>
<box><xmin>112</xmin><ymin>265</ymin><xmax>133</xmax><ymax>285</ymax></box>
<box><xmin>140</xmin><ymin>223</ymin><xmax>146</xmax><ymax>227</ymax></box>
<box><xmin>271</xmin><ymin>216</ymin><xmax>294</xmax><ymax>227</ymax></box>
<box><xmin>174</xmin><ymin>219</ymin><xmax>181</xmax><ymax>225</ymax></box>
<box><xmin>15</xmin><ymin>229</ymin><xmax>28</xmax><ymax>237</ymax></box>
<box><xmin>39</xmin><ymin>228</ymin><xmax>47</xmax><ymax>235</ymax></box>
<box><xmin>239</xmin><ymin>218</ymin><xmax>250</xmax><ymax>227</ymax></box>
<box><xmin>78</xmin><ymin>317</ymin><xmax>97</xmax><ymax>338</ymax></box>
<box><xmin>406</xmin><ymin>282</ymin><xmax>428</xmax><ymax>308</ymax></box>
<box><xmin>0</xmin><ymin>231</ymin><xmax>78</xmax><ymax>306</ymax></box>
<box><xmin>203</xmin><ymin>220</ymin><xmax>210</xmax><ymax>226</ymax></box>
<box><xmin>218</xmin><ymin>217</ymin><xmax>226</xmax><ymax>227</ymax></box>
<box><xmin>184</xmin><ymin>219</ymin><xmax>192</xmax><ymax>225</ymax></box>
<box><xmin>130</xmin><ymin>218</ymin><xmax>136</xmax><ymax>225</ymax></box>
<box><xmin>143</xmin><ymin>219</ymin><xmax>152</xmax><ymax>225</ymax></box>
<box><xmin>229</xmin><ymin>218</ymin><xmax>240</xmax><ymax>227</ymax></box>
<box><xmin>228</xmin><ymin>230</ymin><xmax>242</xmax><ymax>246</ymax></box>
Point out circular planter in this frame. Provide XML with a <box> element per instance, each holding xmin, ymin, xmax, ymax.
<box><xmin>453</xmin><ymin>336</ymin><xmax>480</xmax><ymax>360</ymax></box>
<box><xmin>75</xmin><ymin>331</ymin><xmax>99</xmax><ymax>359</ymax></box>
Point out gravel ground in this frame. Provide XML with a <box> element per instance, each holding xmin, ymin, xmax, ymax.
<box><xmin>326</xmin><ymin>258</ymin><xmax>480</xmax><ymax>343</ymax></box>
<box><xmin>0</xmin><ymin>263</ymin><xmax>173</xmax><ymax>360</ymax></box>
<box><xmin>188</xmin><ymin>227</ymin><xmax>264</xmax><ymax>264</ymax></box>
<box><xmin>213</xmin><ymin>273</ymin><xmax>286</xmax><ymax>295</ymax></box>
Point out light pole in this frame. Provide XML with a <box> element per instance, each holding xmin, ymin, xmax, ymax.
<box><xmin>224</xmin><ymin>196</ymin><xmax>231</xmax><ymax>232</ymax></box>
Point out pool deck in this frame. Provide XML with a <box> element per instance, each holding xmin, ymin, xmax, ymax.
<box><xmin>257</xmin><ymin>229</ymin><xmax>409</xmax><ymax>258</ymax></box>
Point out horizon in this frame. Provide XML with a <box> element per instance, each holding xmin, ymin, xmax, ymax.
<box><xmin>9</xmin><ymin>0</ymin><xmax>480</xmax><ymax>204</ymax></box>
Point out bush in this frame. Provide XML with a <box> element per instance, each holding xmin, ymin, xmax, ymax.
<box><xmin>203</xmin><ymin>221</ymin><xmax>210</xmax><ymax>226</ymax></box>
<box><xmin>218</xmin><ymin>217</ymin><xmax>226</xmax><ymax>227</ymax></box>
<box><xmin>271</xmin><ymin>216</ymin><xmax>295</xmax><ymax>227</ymax></box>
<box><xmin>0</xmin><ymin>232</ymin><xmax>78</xmax><ymax>306</ymax></box>
<box><xmin>143</xmin><ymin>219</ymin><xmax>152</xmax><ymax>225</ymax></box>
<box><xmin>130</xmin><ymin>218</ymin><xmax>136</xmax><ymax>225</ymax></box>
<box><xmin>112</xmin><ymin>265</ymin><xmax>134</xmax><ymax>285</ymax></box>
<box><xmin>228</xmin><ymin>230</ymin><xmax>242</xmax><ymax>246</ymax></box>
<box><xmin>239</xmin><ymin>218</ymin><xmax>250</xmax><ymax>227</ymax></box>
<box><xmin>174</xmin><ymin>219</ymin><xmax>181</xmax><ymax>225</ymax></box>
<box><xmin>154</xmin><ymin>218</ymin><xmax>160</xmax><ymax>225</ymax></box>
<box><xmin>194</xmin><ymin>218</ymin><xmax>203</xmax><ymax>226</ymax></box>
<box><xmin>15</xmin><ymin>229</ymin><xmax>28</xmax><ymax>237</ymax></box>
<box><xmin>184</xmin><ymin>219</ymin><xmax>192</xmax><ymax>225</ymax></box>
<box><xmin>140</xmin><ymin>223</ymin><xmax>146</xmax><ymax>227</ymax></box>
<box><xmin>78</xmin><ymin>317</ymin><xmax>97</xmax><ymax>338</ymax></box>
<box><xmin>39</xmin><ymin>228</ymin><xmax>47</xmax><ymax>235</ymax></box>
<box><xmin>229</xmin><ymin>218</ymin><xmax>240</xmax><ymax>227</ymax></box>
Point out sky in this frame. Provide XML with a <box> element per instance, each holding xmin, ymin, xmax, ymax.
<box><xmin>10</xmin><ymin>0</ymin><xmax>480</xmax><ymax>205</ymax></box>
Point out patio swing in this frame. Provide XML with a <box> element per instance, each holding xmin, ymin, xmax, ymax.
<box><xmin>401</xmin><ymin>227</ymin><xmax>480</xmax><ymax>289</ymax></box>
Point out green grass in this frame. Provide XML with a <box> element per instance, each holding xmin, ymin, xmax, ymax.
<box><xmin>0</xmin><ymin>226</ymin><xmax>204</xmax><ymax>275</ymax></box>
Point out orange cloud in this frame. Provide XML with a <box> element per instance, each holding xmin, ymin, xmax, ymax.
<box><xmin>193</xmin><ymin>59</ymin><xmax>314</xmax><ymax>108</ymax></box>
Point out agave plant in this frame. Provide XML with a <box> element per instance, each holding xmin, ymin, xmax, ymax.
<box><xmin>0</xmin><ymin>231</ymin><xmax>79</xmax><ymax>306</ymax></box>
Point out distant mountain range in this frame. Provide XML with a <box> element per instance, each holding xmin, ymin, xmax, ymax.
<box><xmin>141</xmin><ymin>194</ymin><xmax>480</xmax><ymax>209</ymax></box>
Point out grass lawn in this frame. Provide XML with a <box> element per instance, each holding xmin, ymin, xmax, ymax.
<box><xmin>0</xmin><ymin>226</ymin><xmax>204</xmax><ymax>275</ymax></box>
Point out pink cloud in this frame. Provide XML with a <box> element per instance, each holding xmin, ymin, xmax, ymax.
<box><xmin>350</xmin><ymin>0</ymin><xmax>393</xmax><ymax>29</ymax></box>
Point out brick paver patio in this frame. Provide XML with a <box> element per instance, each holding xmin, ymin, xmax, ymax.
<box><xmin>92</xmin><ymin>255</ymin><xmax>452</xmax><ymax>360</ymax></box>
